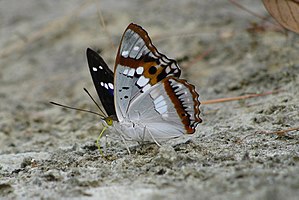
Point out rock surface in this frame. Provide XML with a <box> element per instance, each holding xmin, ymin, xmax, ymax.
<box><xmin>0</xmin><ymin>0</ymin><xmax>298</xmax><ymax>199</ymax></box>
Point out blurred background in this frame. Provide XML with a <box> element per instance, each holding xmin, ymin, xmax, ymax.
<box><xmin>0</xmin><ymin>0</ymin><xmax>298</xmax><ymax>199</ymax></box>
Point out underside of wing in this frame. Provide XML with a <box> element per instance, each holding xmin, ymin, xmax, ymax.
<box><xmin>127</xmin><ymin>77</ymin><xmax>202</xmax><ymax>141</ymax></box>
<box><xmin>86</xmin><ymin>48</ymin><xmax>116</xmax><ymax>117</ymax></box>
<box><xmin>114</xmin><ymin>23</ymin><xmax>182</xmax><ymax>121</ymax></box>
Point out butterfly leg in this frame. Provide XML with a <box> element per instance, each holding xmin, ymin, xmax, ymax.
<box><xmin>120</xmin><ymin>134</ymin><xmax>131</xmax><ymax>155</ymax></box>
<box><xmin>96</xmin><ymin>126</ymin><xmax>108</xmax><ymax>156</ymax></box>
<box><xmin>145</xmin><ymin>126</ymin><xmax>161</xmax><ymax>147</ymax></box>
<box><xmin>139</xmin><ymin>126</ymin><xmax>147</xmax><ymax>146</ymax></box>
<box><xmin>135</xmin><ymin>126</ymin><xmax>148</xmax><ymax>152</ymax></box>
<box><xmin>103</xmin><ymin>134</ymin><xmax>133</xmax><ymax>154</ymax></box>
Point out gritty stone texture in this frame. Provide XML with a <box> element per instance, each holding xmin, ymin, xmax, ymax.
<box><xmin>0</xmin><ymin>0</ymin><xmax>298</xmax><ymax>199</ymax></box>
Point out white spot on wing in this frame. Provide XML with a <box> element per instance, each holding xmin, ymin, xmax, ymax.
<box><xmin>100</xmin><ymin>82</ymin><xmax>104</xmax><ymax>86</ymax></box>
<box><xmin>123</xmin><ymin>68</ymin><xmax>129</xmax><ymax>75</ymax></box>
<box><xmin>127</xmin><ymin>68</ymin><xmax>135</xmax><ymax>77</ymax></box>
<box><xmin>136</xmin><ymin>76</ymin><xmax>149</xmax><ymax>87</ymax></box>
<box><xmin>133</xmin><ymin>46</ymin><xmax>140</xmax><ymax>51</ymax></box>
<box><xmin>174</xmin><ymin>83</ymin><xmax>183</xmax><ymax>92</ymax></box>
<box><xmin>104</xmin><ymin>83</ymin><xmax>109</xmax><ymax>89</ymax></box>
<box><xmin>161</xmin><ymin>56</ymin><xmax>168</xmax><ymax>63</ymax></box>
<box><xmin>148</xmin><ymin>52</ymin><xmax>154</xmax><ymax>57</ymax></box>
<box><xmin>122</xmin><ymin>50</ymin><xmax>129</xmax><ymax>57</ymax></box>
<box><xmin>136</xmin><ymin>45</ymin><xmax>147</xmax><ymax>59</ymax></box>
<box><xmin>136</xmin><ymin>66</ymin><xmax>144</xmax><ymax>75</ymax></box>
<box><xmin>165</xmin><ymin>67</ymin><xmax>171</xmax><ymax>74</ymax></box>
<box><xmin>99</xmin><ymin>65</ymin><xmax>103</xmax><ymax>70</ymax></box>
<box><xmin>108</xmin><ymin>83</ymin><xmax>114</xmax><ymax>89</ymax></box>
<box><xmin>136</xmin><ymin>52</ymin><xmax>142</xmax><ymax>59</ymax></box>
<box><xmin>92</xmin><ymin>67</ymin><xmax>98</xmax><ymax>71</ymax></box>
<box><xmin>171</xmin><ymin>64</ymin><xmax>177</xmax><ymax>69</ymax></box>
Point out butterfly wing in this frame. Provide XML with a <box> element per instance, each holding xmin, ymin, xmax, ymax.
<box><xmin>127</xmin><ymin>77</ymin><xmax>202</xmax><ymax>141</ymax></box>
<box><xmin>86</xmin><ymin>48</ymin><xmax>116</xmax><ymax>117</ymax></box>
<box><xmin>114</xmin><ymin>23</ymin><xmax>181</xmax><ymax>121</ymax></box>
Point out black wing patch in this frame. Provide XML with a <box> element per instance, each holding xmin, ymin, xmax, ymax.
<box><xmin>86</xmin><ymin>48</ymin><xmax>116</xmax><ymax>116</ymax></box>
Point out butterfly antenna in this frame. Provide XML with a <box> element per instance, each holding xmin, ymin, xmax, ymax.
<box><xmin>50</xmin><ymin>101</ymin><xmax>105</xmax><ymax>119</ymax></box>
<box><xmin>83</xmin><ymin>88</ymin><xmax>107</xmax><ymax>117</ymax></box>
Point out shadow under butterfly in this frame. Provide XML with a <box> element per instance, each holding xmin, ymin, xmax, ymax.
<box><xmin>53</xmin><ymin>23</ymin><xmax>202</xmax><ymax>153</ymax></box>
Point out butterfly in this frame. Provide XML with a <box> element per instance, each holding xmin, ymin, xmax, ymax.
<box><xmin>86</xmin><ymin>23</ymin><xmax>202</xmax><ymax>144</ymax></box>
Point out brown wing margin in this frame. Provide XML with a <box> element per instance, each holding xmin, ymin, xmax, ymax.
<box><xmin>114</xmin><ymin>23</ymin><xmax>181</xmax><ymax>85</ymax></box>
<box><xmin>163</xmin><ymin>77</ymin><xmax>202</xmax><ymax>134</ymax></box>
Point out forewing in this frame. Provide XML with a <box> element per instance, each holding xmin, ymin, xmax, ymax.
<box><xmin>86</xmin><ymin>48</ymin><xmax>116</xmax><ymax>117</ymax></box>
<box><xmin>114</xmin><ymin>23</ymin><xmax>181</xmax><ymax>121</ymax></box>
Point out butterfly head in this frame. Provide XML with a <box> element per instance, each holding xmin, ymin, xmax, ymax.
<box><xmin>102</xmin><ymin>115</ymin><xmax>118</xmax><ymax>127</ymax></box>
<box><xmin>105</xmin><ymin>116</ymin><xmax>113</xmax><ymax>126</ymax></box>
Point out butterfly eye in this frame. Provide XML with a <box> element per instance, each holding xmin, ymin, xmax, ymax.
<box><xmin>105</xmin><ymin>117</ymin><xmax>113</xmax><ymax>126</ymax></box>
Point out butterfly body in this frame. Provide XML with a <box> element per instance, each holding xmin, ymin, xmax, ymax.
<box><xmin>87</xmin><ymin>23</ymin><xmax>201</xmax><ymax>143</ymax></box>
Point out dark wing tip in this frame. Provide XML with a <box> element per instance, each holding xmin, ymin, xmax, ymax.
<box><xmin>86</xmin><ymin>48</ymin><xmax>103</xmax><ymax>69</ymax></box>
<box><xmin>86</xmin><ymin>47</ymin><xmax>96</xmax><ymax>57</ymax></box>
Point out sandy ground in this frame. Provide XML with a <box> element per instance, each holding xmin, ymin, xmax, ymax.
<box><xmin>0</xmin><ymin>0</ymin><xmax>299</xmax><ymax>199</ymax></box>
